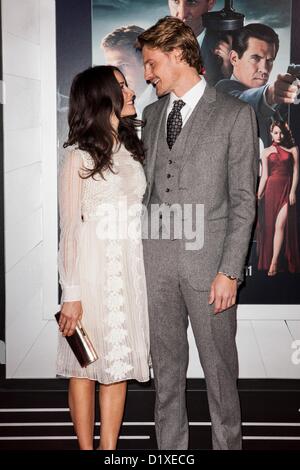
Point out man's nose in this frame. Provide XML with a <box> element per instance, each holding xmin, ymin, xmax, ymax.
<box><xmin>258</xmin><ymin>59</ymin><xmax>270</xmax><ymax>74</ymax></box>
<box><xmin>176</xmin><ymin>4</ymin><xmax>190</xmax><ymax>20</ymax></box>
<box><xmin>144</xmin><ymin>67</ymin><xmax>152</xmax><ymax>81</ymax></box>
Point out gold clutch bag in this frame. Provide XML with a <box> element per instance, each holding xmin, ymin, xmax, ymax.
<box><xmin>55</xmin><ymin>312</ymin><xmax>98</xmax><ymax>368</ymax></box>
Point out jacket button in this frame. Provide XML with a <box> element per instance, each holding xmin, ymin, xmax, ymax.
<box><xmin>166</xmin><ymin>188</ymin><xmax>170</xmax><ymax>192</ymax></box>
<box><xmin>167</xmin><ymin>174</ymin><xmax>171</xmax><ymax>178</ymax></box>
<box><xmin>168</xmin><ymin>160</ymin><xmax>172</xmax><ymax>164</ymax></box>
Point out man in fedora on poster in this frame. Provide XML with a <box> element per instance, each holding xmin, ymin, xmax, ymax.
<box><xmin>138</xmin><ymin>17</ymin><xmax>258</xmax><ymax>450</ymax></box>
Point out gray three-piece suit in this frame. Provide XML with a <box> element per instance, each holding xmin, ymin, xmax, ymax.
<box><xmin>142</xmin><ymin>85</ymin><xmax>258</xmax><ymax>450</ymax></box>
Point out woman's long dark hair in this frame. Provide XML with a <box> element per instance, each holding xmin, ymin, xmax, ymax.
<box><xmin>271</xmin><ymin>120</ymin><xmax>295</xmax><ymax>149</ymax></box>
<box><xmin>64</xmin><ymin>65</ymin><xmax>144</xmax><ymax>178</ymax></box>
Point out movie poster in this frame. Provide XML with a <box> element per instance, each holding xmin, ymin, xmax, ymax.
<box><xmin>92</xmin><ymin>0</ymin><xmax>300</xmax><ymax>305</ymax></box>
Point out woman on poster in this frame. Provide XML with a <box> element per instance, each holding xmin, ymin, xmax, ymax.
<box><xmin>257</xmin><ymin>121</ymin><xmax>300</xmax><ymax>275</ymax></box>
<box><xmin>56</xmin><ymin>65</ymin><xmax>150</xmax><ymax>450</ymax></box>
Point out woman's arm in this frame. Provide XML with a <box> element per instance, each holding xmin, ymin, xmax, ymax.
<box><xmin>58</xmin><ymin>148</ymin><xmax>83</xmax><ymax>336</ymax></box>
<box><xmin>289</xmin><ymin>146</ymin><xmax>299</xmax><ymax>205</ymax></box>
<box><xmin>257</xmin><ymin>148</ymin><xmax>270</xmax><ymax>199</ymax></box>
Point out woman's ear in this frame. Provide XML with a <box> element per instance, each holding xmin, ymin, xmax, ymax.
<box><xmin>110</xmin><ymin>110</ymin><xmax>119</xmax><ymax>128</ymax></box>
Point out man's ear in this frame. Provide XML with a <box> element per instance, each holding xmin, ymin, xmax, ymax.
<box><xmin>229</xmin><ymin>50</ymin><xmax>239</xmax><ymax>67</ymax></box>
<box><xmin>208</xmin><ymin>0</ymin><xmax>217</xmax><ymax>11</ymax></box>
<box><xmin>173</xmin><ymin>47</ymin><xmax>183</xmax><ymax>63</ymax></box>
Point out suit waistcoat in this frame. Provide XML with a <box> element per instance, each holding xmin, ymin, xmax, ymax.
<box><xmin>150</xmin><ymin>104</ymin><xmax>199</xmax><ymax>207</ymax></box>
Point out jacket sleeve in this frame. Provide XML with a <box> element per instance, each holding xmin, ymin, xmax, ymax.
<box><xmin>216</xmin><ymin>80</ymin><xmax>274</xmax><ymax>118</ymax></box>
<box><xmin>218</xmin><ymin>103</ymin><xmax>259</xmax><ymax>282</ymax></box>
<box><xmin>231</xmin><ymin>85</ymin><xmax>275</xmax><ymax>118</ymax></box>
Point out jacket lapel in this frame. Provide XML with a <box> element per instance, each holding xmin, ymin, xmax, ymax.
<box><xmin>145</xmin><ymin>95</ymin><xmax>168</xmax><ymax>184</ymax></box>
<box><xmin>179</xmin><ymin>85</ymin><xmax>217</xmax><ymax>170</ymax></box>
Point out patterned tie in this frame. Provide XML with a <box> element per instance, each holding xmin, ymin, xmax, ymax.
<box><xmin>166</xmin><ymin>99</ymin><xmax>186</xmax><ymax>149</ymax></box>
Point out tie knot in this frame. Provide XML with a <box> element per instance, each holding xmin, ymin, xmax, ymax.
<box><xmin>172</xmin><ymin>99</ymin><xmax>185</xmax><ymax>112</ymax></box>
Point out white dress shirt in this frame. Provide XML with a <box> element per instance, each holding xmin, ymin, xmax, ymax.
<box><xmin>166</xmin><ymin>76</ymin><xmax>207</xmax><ymax>129</ymax></box>
<box><xmin>197</xmin><ymin>29</ymin><xmax>206</xmax><ymax>47</ymax></box>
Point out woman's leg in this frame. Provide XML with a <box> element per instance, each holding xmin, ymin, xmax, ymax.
<box><xmin>98</xmin><ymin>381</ymin><xmax>127</xmax><ymax>450</ymax></box>
<box><xmin>268</xmin><ymin>203</ymin><xmax>288</xmax><ymax>275</ymax></box>
<box><xmin>69</xmin><ymin>377</ymin><xmax>95</xmax><ymax>450</ymax></box>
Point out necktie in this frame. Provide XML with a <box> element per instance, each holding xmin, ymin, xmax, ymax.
<box><xmin>166</xmin><ymin>99</ymin><xmax>186</xmax><ymax>149</ymax></box>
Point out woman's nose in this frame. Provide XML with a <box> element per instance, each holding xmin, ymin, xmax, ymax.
<box><xmin>127</xmin><ymin>86</ymin><xmax>135</xmax><ymax>99</ymax></box>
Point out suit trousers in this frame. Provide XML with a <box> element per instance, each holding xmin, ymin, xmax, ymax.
<box><xmin>143</xmin><ymin>238</ymin><xmax>242</xmax><ymax>450</ymax></box>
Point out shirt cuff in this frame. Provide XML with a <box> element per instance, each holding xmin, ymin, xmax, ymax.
<box><xmin>218</xmin><ymin>271</ymin><xmax>242</xmax><ymax>286</ymax></box>
<box><xmin>61</xmin><ymin>285</ymin><xmax>81</xmax><ymax>303</ymax></box>
<box><xmin>218</xmin><ymin>271</ymin><xmax>237</xmax><ymax>280</ymax></box>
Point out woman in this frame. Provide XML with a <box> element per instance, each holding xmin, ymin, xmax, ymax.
<box><xmin>56</xmin><ymin>65</ymin><xmax>150</xmax><ymax>450</ymax></box>
<box><xmin>257</xmin><ymin>121</ymin><xmax>300</xmax><ymax>275</ymax></box>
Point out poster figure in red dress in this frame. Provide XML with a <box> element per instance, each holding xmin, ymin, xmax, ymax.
<box><xmin>257</xmin><ymin>121</ymin><xmax>300</xmax><ymax>275</ymax></box>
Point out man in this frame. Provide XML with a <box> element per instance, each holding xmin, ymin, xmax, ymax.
<box><xmin>216</xmin><ymin>23</ymin><xmax>300</xmax><ymax>147</ymax></box>
<box><xmin>168</xmin><ymin>0</ymin><xmax>215</xmax><ymax>38</ymax></box>
<box><xmin>138</xmin><ymin>17</ymin><xmax>258</xmax><ymax>450</ymax></box>
<box><xmin>101</xmin><ymin>25</ymin><xmax>156</xmax><ymax>116</ymax></box>
<box><xmin>167</xmin><ymin>0</ymin><xmax>230</xmax><ymax>85</ymax></box>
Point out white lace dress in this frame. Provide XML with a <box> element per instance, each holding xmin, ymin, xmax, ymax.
<box><xmin>56</xmin><ymin>144</ymin><xmax>150</xmax><ymax>384</ymax></box>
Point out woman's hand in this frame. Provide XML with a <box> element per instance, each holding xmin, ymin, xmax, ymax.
<box><xmin>289</xmin><ymin>191</ymin><xmax>296</xmax><ymax>206</ymax></box>
<box><xmin>59</xmin><ymin>301</ymin><xmax>82</xmax><ymax>337</ymax></box>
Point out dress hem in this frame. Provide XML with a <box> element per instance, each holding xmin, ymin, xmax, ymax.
<box><xmin>56</xmin><ymin>372</ymin><xmax>150</xmax><ymax>385</ymax></box>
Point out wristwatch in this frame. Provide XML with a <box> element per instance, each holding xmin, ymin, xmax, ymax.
<box><xmin>219</xmin><ymin>272</ymin><xmax>237</xmax><ymax>281</ymax></box>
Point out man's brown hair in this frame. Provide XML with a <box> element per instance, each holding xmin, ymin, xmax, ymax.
<box><xmin>137</xmin><ymin>16</ymin><xmax>203</xmax><ymax>73</ymax></box>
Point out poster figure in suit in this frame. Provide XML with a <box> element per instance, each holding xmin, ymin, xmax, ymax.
<box><xmin>167</xmin><ymin>0</ymin><xmax>216</xmax><ymax>37</ymax></box>
<box><xmin>167</xmin><ymin>0</ymin><xmax>233</xmax><ymax>84</ymax></box>
<box><xmin>257</xmin><ymin>121</ymin><xmax>300</xmax><ymax>275</ymax></box>
<box><xmin>216</xmin><ymin>23</ymin><xmax>300</xmax><ymax>148</ymax></box>
<box><xmin>101</xmin><ymin>25</ymin><xmax>157</xmax><ymax>117</ymax></box>
<box><xmin>138</xmin><ymin>16</ymin><xmax>258</xmax><ymax>449</ymax></box>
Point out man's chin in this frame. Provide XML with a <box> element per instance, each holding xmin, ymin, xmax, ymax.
<box><xmin>154</xmin><ymin>85</ymin><xmax>169</xmax><ymax>98</ymax></box>
<box><xmin>155</xmin><ymin>87</ymin><xmax>163</xmax><ymax>97</ymax></box>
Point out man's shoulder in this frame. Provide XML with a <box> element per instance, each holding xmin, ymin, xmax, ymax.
<box><xmin>143</xmin><ymin>94</ymin><xmax>168</xmax><ymax>119</ymax></box>
<box><xmin>215</xmin><ymin>79</ymin><xmax>269</xmax><ymax>115</ymax></box>
<box><xmin>215</xmin><ymin>78</ymin><xmax>247</xmax><ymax>94</ymax></box>
<box><xmin>214</xmin><ymin>86</ymin><xmax>250</xmax><ymax>112</ymax></box>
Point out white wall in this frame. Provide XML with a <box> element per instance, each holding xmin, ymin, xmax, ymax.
<box><xmin>2</xmin><ymin>0</ymin><xmax>58</xmax><ymax>378</ymax></box>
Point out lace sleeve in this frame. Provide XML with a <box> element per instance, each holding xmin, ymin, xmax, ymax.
<box><xmin>58</xmin><ymin>148</ymin><xmax>83</xmax><ymax>302</ymax></box>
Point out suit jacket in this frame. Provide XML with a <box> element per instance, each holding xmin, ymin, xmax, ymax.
<box><xmin>142</xmin><ymin>85</ymin><xmax>258</xmax><ymax>290</ymax></box>
<box><xmin>215</xmin><ymin>78</ymin><xmax>275</xmax><ymax>148</ymax></box>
